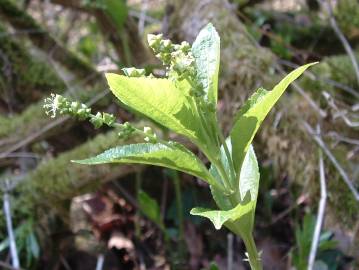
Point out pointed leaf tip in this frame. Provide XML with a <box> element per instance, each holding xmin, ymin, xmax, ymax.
<box><xmin>190</xmin><ymin>201</ymin><xmax>255</xmax><ymax>230</ymax></box>
<box><xmin>230</xmin><ymin>62</ymin><xmax>318</xmax><ymax>174</ymax></box>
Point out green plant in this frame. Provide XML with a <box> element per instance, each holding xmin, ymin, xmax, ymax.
<box><xmin>0</xmin><ymin>220</ymin><xmax>40</xmax><ymax>268</ymax></box>
<box><xmin>291</xmin><ymin>214</ymin><xmax>338</xmax><ymax>270</ymax></box>
<box><xmin>44</xmin><ymin>23</ymin><xmax>316</xmax><ymax>269</ymax></box>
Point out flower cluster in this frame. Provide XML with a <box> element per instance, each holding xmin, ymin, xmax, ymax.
<box><xmin>43</xmin><ymin>94</ymin><xmax>159</xmax><ymax>142</ymax></box>
<box><xmin>147</xmin><ymin>34</ymin><xmax>196</xmax><ymax>81</ymax></box>
<box><xmin>117</xmin><ymin>122</ymin><xmax>136</xmax><ymax>139</ymax></box>
<box><xmin>44</xmin><ymin>94</ymin><xmax>91</xmax><ymax>120</ymax></box>
<box><xmin>90</xmin><ymin>112</ymin><xmax>116</xmax><ymax>128</ymax></box>
<box><xmin>44</xmin><ymin>94</ymin><xmax>115</xmax><ymax>129</ymax></box>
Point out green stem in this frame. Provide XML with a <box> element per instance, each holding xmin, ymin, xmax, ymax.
<box><xmin>228</xmin><ymin>194</ymin><xmax>262</xmax><ymax>270</ymax></box>
<box><xmin>214</xmin><ymin>120</ymin><xmax>236</xmax><ymax>188</ymax></box>
<box><xmin>189</xmin><ymin>100</ymin><xmax>233</xmax><ymax>193</ymax></box>
<box><xmin>242</xmin><ymin>234</ymin><xmax>262</xmax><ymax>270</ymax></box>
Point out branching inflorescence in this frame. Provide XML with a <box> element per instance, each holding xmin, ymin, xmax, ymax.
<box><xmin>44</xmin><ymin>23</ymin><xmax>316</xmax><ymax>270</ymax></box>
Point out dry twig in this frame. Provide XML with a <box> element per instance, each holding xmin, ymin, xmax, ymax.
<box><xmin>2</xmin><ymin>188</ymin><xmax>20</xmax><ymax>269</ymax></box>
<box><xmin>308</xmin><ymin>135</ymin><xmax>327</xmax><ymax>270</ymax></box>
<box><xmin>303</xmin><ymin>121</ymin><xmax>359</xmax><ymax>201</ymax></box>
<box><xmin>319</xmin><ymin>0</ymin><xmax>359</xmax><ymax>87</ymax></box>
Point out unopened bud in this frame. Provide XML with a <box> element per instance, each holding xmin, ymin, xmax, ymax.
<box><xmin>147</xmin><ymin>33</ymin><xmax>163</xmax><ymax>51</ymax></box>
<box><xmin>122</xmin><ymin>67</ymin><xmax>146</xmax><ymax>77</ymax></box>
<box><xmin>90</xmin><ymin>112</ymin><xmax>103</xmax><ymax>129</ymax></box>
<box><xmin>102</xmin><ymin>112</ymin><xmax>116</xmax><ymax>126</ymax></box>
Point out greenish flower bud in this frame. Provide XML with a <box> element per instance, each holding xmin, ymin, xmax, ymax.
<box><xmin>122</xmin><ymin>67</ymin><xmax>146</xmax><ymax>77</ymax></box>
<box><xmin>118</xmin><ymin>122</ymin><xmax>136</xmax><ymax>139</ymax></box>
<box><xmin>44</xmin><ymin>94</ymin><xmax>70</xmax><ymax>118</ymax></box>
<box><xmin>160</xmin><ymin>39</ymin><xmax>173</xmax><ymax>52</ymax></box>
<box><xmin>90</xmin><ymin>112</ymin><xmax>103</xmax><ymax>129</ymax></box>
<box><xmin>180</xmin><ymin>41</ymin><xmax>191</xmax><ymax>53</ymax></box>
<box><xmin>102</xmin><ymin>112</ymin><xmax>116</xmax><ymax>126</ymax></box>
<box><xmin>156</xmin><ymin>52</ymin><xmax>171</xmax><ymax>65</ymax></box>
<box><xmin>147</xmin><ymin>33</ymin><xmax>163</xmax><ymax>52</ymax></box>
<box><xmin>77</xmin><ymin>104</ymin><xmax>91</xmax><ymax>120</ymax></box>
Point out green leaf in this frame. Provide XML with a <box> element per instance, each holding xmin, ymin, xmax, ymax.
<box><xmin>230</xmin><ymin>63</ymin><xmax>317</xmax><ymax>174</ymax></box>
<box><xmin>73</xmin><ymin>142</ymin><xmax>220</xmax><ymax>188</ymax></box>
<box><xmin>190</xmin><ymin>200</ymin><xmax>254</xmax><ymax>230</ymax></box>
<box><xmin>210</xmin><ymin>142</ymin><xmax>259</xmax><ymax>207</ymax></box>
<box><xmin>239</xmin><ymin>144</ymin><xmax>260</xmax><ymax>203</ymax></box>
<box><xmin>209</xmin><ymin>144</ymin><xmax>260</xmax><ymax>235</ymax></box>
<box><xmin>192</xmin><ymin>23</ymin><xmax>220</xmax><ymax>105</ymax></box>
<box><xmin>138</xmin><ymin>190</ymin><xmax>164</xmax><ymax>229</ymax></box>
<box><xmin>105</xmin><ymin>74</ymin><xmax>204</xmax><ymax>142</ymax></box>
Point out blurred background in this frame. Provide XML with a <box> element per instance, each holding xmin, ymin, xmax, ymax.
<box><xmin>0</xmin><ymin>0</ymin><xmax>358</xmax><ymax>269</ymax></box>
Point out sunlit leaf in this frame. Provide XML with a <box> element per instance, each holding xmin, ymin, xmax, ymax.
<box><xmin>230</xmin><ymin>63</ymin><xmax>317</xmax><ymax>174</ymax></box>
<box><xmin>209</xmin><ymin>144</ymin><xmax>260</xmax><ymax>235</ymax></box>
<box><xmin>192</xmin><ymin>23</ymin><xmax>220</xmax><ymax>105</ymax></box>
<box><xmin>73</xmin><ymin>142</ymin><xmax>220</xmax><ymax>188</ymax></box>
<box><xmin>106</xmin><ymin>74</ymin><xmax>204</xmax><ymax>143</ymax></box>
<box><xmin>190</xmin><ymin>200</ymin><xmax>254</xmax><ymax>230</ymax></box>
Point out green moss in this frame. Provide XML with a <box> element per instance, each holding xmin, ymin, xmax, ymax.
<box><xmin>299</xmin><ymin>52</ymin><xmax>359</xmax><ymax>99</ymax></box>
<box><xmin>335</xmin><ymin>0</ymin><xmax>359</xmax><ymax>37</ymax></box>
<box><xmin>0</xmin><ymin>0</ymin><xmax>99</xmax><ymax>81</ymax></box>
<box><xmin>18</xmin><ymin>130</ymin><xmax>140</xmax><ymax>210</ymax></box>
<box><xmin>327</xmin><ymin>169</ymin><xmax>359</xmax><ymax>227</ymax></box>
<box><xmin>0</xmin><ymin>24</ymin><xmax>65</xmax><ymax>107</ymax></box>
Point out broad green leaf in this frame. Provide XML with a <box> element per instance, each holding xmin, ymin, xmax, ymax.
<box><xmin>190</xmin><ymin>200</ymin><xmax>254</xmax><ymax>230</ymax></box>
<box><xmin>138</xmin><ymin>190</ymin><xmax>164</xmax><ymax>229</ymax></box>
<box><xmin>209</xmin><ymin>144</ymin><xmax>260</xmax><ymax>235</ymax></box>
<box><xmin>73</xmin><ymin>142</ymin><xmax>220</xmax><ymax>188</ymax></box>
<box><xmin>106</xmin><ymin>74</ymin><xmax>204</xmax><ymax>142</ymax></box>
<box><xmin>230</xmin><ymin>63</ymin><xmax>317</xmax><ymax>174</ymax></box>
<box><xmin>210</xmin><ymin>142</ymin><xmax>259</xmax><ymax>206</ymax></box>
<box><xmin>192</xmin><ymin>23</ymin><xmax>220</xmax><ymax>105</ymax></box>
<box><xmin>239</xmin><ymin>145</ymin><xmax>259</xmax><ymax>203</ymax></box>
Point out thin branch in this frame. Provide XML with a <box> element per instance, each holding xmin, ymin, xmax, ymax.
<box><xmin>322</xmin><ymin>91</ymin><xmax>359</xmax><ymax>127</ymax></box>
<box><xmin>0</xmin><ymin>152</ymin><xmax>41</xmax><ymax>160</ymax></box>
<box><xmin>308</xmin><ymin>135</ymin><xmax>327</xmax><ymax>270</ymax></box>
<box><xmin>95</xmin><ymin>254</ymin><xmax>105</xmax><ymax>270</ymax></box>
<box><xmin>303</xmin><ymin>121</ymin><xmax>359</xmax><ymax>201</ymax></box>
<box><xmin>275</xmin><ymin>64</ymin><xmax>327</xmax><ymax>118</ymax></box>
<box><xmin>326</xmin><ymin>131</ymin><xmax>359</xmax><ymax>146</ymax></box>
<box><xmin>0</xmin><ymin>0</ymin><xmax>100</xmax><ymax>81</ymax></box>
<box><xmin>320</xmin><ymin>0</ymin><xmax>359</xmax><ymax>87</ymax></box>
<box><xmin>0</xmin><ymin>261</ymin><xmax>24</xmax><ymax>270</ymax></box>
<box><xmin>3</xmin><ymin>191</ymin><xmax>20</xmax><ymax>269</ymax></box>
<box><xmin>0</xmin><ymin>89</ymin><xmax>109</xmax><ymax>159</ymax></box>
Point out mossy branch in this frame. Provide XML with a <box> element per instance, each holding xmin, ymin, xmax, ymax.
<box><xmin>0</xmin><ymin>0</ymin><xmax>101</xmax><ymax>81</ymax></box>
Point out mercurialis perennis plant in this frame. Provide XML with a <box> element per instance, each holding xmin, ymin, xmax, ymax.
<box><xmin>44</xmin><ymin>23</ymin><xmax>316</xmax><ymax>270</ymax></box>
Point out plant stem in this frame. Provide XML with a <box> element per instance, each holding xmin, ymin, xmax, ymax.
<box><xmin>214</xmin><ymin>120</ymin><xmax>236</xmax><ymax>187</ymax></box>
<box><xmin>242</xmin><ymin>234</ymin><xmax>262</xmax><ymax>270</ymax></box>
<box><xmin>228</xmin><ymin>194</ymin><xmax>262</xmax><ymax>270</ymax></box>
